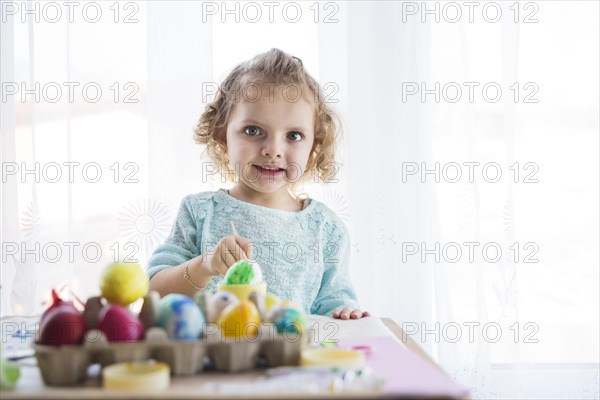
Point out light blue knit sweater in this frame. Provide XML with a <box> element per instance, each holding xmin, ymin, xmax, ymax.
<box><xmin>147</xmin><ymin>189</ymin><xmax>359</xmax><ymax>316</ymax></box>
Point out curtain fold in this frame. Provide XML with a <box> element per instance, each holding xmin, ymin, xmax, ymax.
<box><xmin>332</xmin><ymin>0</ymin><xmax>442</xmax><ymax>352</ymax></box>
<box><xmin>146</xmin><ymin>1</ymin><xmax>215</xmax><ymax>264</ymax></box>
<box><xmin>1</xmin><ymin>8</ymin><xmax>19</xmax><ymax>313</ymax></box>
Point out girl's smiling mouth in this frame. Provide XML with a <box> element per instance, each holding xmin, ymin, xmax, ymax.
<box><xmin>252</xmin><ymin>164</ymin><xmax>286</xmax><ymax>177</ymax></box>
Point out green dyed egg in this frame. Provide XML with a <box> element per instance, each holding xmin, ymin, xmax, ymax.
<box><xmin>224</xmin><ymin>259</ymin><xmax>262</xmax><ymax>285</ymax></box>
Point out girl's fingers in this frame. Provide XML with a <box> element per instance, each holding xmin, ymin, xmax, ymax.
<box><xmin>211</xmin><ymin>249</ymin><xmax>226</xmax><ymax>275</ymax></box>
<box><xmin>214</xmin><ymin>235</ymin><xmax>254</xmax><ymax>276</ymax></box>
<box><xmin>333</xmin><ymin>308</ymin><xmax>371</xmax><ymax>319</ymax></box>
<box><xmin>234</xmin><ymin>235</ymin><xmax>253</xmax><ymax>260</ymax></box>
<box><xmin>224</xmin><ymin>236</ymin><xmax>248</xmax><ymax>261</ymax></box>
<box><xmin>332</xmin><ymin>308</ymin><xmax>354</xmax><ymax>319</ymax></box>
<box><xmin>219</xmin><ymin>235</ymin><xmax>253</xmax><ymax>263</ymax></box>
<box><xmin>220</xmin><ymin>242</ymin><xmax>238</xmax><ymax>271</ymax></box>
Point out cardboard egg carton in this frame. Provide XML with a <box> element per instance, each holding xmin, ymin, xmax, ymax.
<box><xmin>33</xmin><ymin>323</ymin><xmax>312</xmax><ymax>386</ymax></box>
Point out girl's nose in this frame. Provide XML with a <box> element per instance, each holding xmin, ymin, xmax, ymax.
<box><xmin>261</xmin><ymin>136</ymin><xmax>283</xmax><ymax>158</ymax></box>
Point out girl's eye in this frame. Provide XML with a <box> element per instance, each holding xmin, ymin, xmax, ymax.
<box><xmin>244</xmin><ymin>126</ymin><xmax>261</xmax><ymax>136</ymax></box>
<box><xmin>288</xmin><ymin>131</ymin><xmax>304</xmax><ymax>141</ymax></box>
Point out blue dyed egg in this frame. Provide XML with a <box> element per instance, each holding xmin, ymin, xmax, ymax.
<box><xmin>157</xmin><ymin>294</ymin><xmax>205</xmax><ymax>340</ymax></box>
<box><xmin>275</xmin><ymin>308</ymin><xmax>306</xmax><ymax>335</ymax></box>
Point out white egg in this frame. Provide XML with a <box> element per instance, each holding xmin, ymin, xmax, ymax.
<box><xmin>206</xmin><ymin>291</ymin><xmax>239</xmax><ymax>322</ymax></box>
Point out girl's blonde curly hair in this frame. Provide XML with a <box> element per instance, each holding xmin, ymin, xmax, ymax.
<box><xmin>193</xmin><ymin>48</ymin><xmax>342</xmax><ymax>195</ymax></box>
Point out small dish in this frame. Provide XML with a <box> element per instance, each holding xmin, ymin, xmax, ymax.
<box><xmin>102</xmin><ymin>361</ymin><xmax>170</xmax><ymax>390</ymax></box>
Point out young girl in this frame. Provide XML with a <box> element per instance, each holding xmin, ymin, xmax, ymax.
<box><xmin>147</xmin><ymin>48</ymin><xmax>369</xmax><ymax>320</ymax></box>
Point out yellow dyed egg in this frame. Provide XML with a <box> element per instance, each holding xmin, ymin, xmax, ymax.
<box><xmin>100</xmin><ymin>262</ymin><xmax>149</xmax><ymax>306</ymax></box>
<box><xmin>217</xmin><ymin>300</ymin><xmax>261</xmax><ymax>338</ymax></box>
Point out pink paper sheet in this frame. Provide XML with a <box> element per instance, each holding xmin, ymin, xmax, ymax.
<box><xmin>337</xmin><ymin>336</ymin><xmax>469</xmax><ymax>398</ymax></box>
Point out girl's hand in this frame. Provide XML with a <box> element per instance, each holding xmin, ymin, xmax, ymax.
<box><xmin>201</xmin><ymin>235</ymin><xmax>253</xmax><ymax>276</ymax></box>
<box><xmin>332</xmin><ymin>308</ymin><xmax>371</xmax><ymax>320</ymax></box>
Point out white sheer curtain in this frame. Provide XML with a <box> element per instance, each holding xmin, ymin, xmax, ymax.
<box><xmin>1</xmin><ymin>1</ymin><xmax>598</xmax><ymax>398</ymax></box>
<box><xmin>329</xmin><ymin>2</ymin><xmax>599</xmax><ymax>398</ymax></box>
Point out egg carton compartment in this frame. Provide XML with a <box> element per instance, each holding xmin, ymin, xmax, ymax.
<box><xmin>207</xmin><ymin>339</ymin><xmax>262</xmax><ymax>373</ymax></box>
<box><xmin>33</xmin><ymin>324</ymin><xmax>312</xmax><ymax>386</ymax></box>
<box><xmin>32</xmin><ymin>343</ymin><xmax>91</xmax><ymax>386</ymax></box>
<box><xmin>259</xmin><ymin>333</ymin><xmax>307</xmax><ymax>367</ymax></box>
<box><xmin>148</xmin><ymin>327</ymin><xmax>208</xmax><ymax>375</ymax></box>
<box><xmin>83</xmin><ymin>329</ymin><xmax>152</xmax><ymax>367</ymax></box>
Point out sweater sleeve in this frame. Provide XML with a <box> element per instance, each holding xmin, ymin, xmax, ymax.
<box><xmin>310</xmin><ymin>219</ymin><xmax>360</xmax><ymax>316</ymax></box>
<box><xmin>146</xmin><ymin>195</ymin><xmax>201</xmax><ymax>279</ymax></box>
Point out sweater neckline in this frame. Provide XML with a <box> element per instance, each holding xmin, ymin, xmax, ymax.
<box><xmin>215</xmin><ymin>188</ymin><xmax>314</xmax><ymax>215</ymax></box>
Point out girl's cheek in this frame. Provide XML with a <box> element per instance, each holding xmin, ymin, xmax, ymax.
<box><xmin>285</xmin><ymin>164</ymin><xmax>305</xmax><ymax>182</ymax></box>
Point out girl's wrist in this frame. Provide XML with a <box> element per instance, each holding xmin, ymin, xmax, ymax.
<box><xmin>184</xmin><ymin>257</ymin><xmax>212</xmax><ymax>290</ymax></box>
<box><xmin>183</xmin><ymin>260</ymin><xmax>204</xmax><ymax>291</ymax></box>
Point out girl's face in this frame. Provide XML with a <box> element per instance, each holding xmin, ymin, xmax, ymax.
<box><xmin>223</xmin><ymin>84</ymin><xmax>315</xmax><ymax>197</ymax></box>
